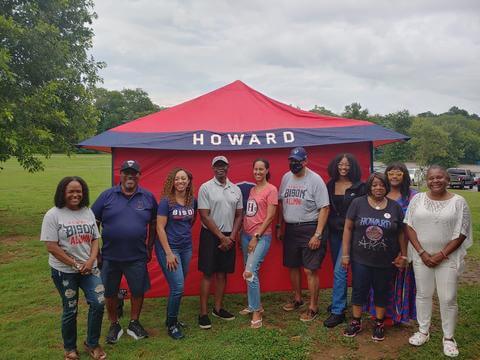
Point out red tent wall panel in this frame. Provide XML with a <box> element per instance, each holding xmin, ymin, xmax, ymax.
<box><xmin>112</xmin><ymin>143</ymin><xmax>370</xmax><ymax>297</ymax></box>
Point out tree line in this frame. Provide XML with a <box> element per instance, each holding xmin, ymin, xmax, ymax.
<box><xmin>1</xmin><ymin>1</ymin><xmax>478</xmax><ymax>172</ymax></box>
<box><xmin>311</xmin><ymin>104</ymin><xmax>480</xmax><ymax>168</ymax></box>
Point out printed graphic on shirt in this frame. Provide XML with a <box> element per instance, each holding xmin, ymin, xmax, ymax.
<box><xmin>59</xmin><ymin>221</ymin><xmax>97</xmax><ymax>246</ymax></box>
<box><xmin>135</xmin><ymin>200</ymin><xmax>145</xmax><ymax>210</ymax></box>
<box><xmin>245</xmin><ymin>199</ymin><xmax>258</xmax><ymax>217</ymax></box>
<box><xmin>283</xmin><ymin>185</ymin><xmax>307</xmax><ymax>205</ymax></box>
<box><xmin>358</xmin><ymin>217</ymin><xmax>391</xmax><ymax>251</ymax></box>
<box><xmin>172</xmin><ymin>207</ymin><xmax>195</xmax><ymax>220</ymax></box>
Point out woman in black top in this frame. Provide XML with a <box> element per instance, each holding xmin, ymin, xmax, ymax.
<box><xmin>341</xmin><ymin>172</ymin><xmax>407</xmax><ymax>341</ymax></box>
<box><xmin>323</xmin><ymin>153</ymin><xmax>366</xmax><ymax>328</ymax></box>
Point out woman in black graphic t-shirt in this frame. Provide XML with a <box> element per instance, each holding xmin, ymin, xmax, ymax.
<box><xmin>341</xmin><ymin>172</ymin><xmax>407</xmax><ymax>341</ymax></box>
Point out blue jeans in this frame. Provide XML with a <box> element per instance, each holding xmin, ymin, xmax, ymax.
<box><xmin>155</xmin><ymin>242</ymin><xmax>192</xmax><ymax>325</ymax></box>
<box><xmin>241</xmin><ymin>232</ymin><xmax>272</xmax><ymax>311</ymax></box>
<box><xmin>329</xmin><ymin>229</ymin><xmax>348</xmax><ymax>315</ymax></box>
<box><xmin>51</xmin><ymin>268</ymin><xmax>105</xmax><ymax>351</ymax></box>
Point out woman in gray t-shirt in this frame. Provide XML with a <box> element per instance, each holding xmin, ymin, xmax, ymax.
<box><xmin>40</xmin><ymin>176</ymin><xmax>106</xmax><ymax>360</ymax></box>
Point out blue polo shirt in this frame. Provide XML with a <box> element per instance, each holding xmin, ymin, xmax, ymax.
<box><xmin>91</xmin><ymin>185</ymin><xmax>157</xmax><ymax>261</ymax></box>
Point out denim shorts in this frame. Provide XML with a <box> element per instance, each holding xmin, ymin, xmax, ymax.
<box><xmin>101</xmin><ymin>259</ymin><xmax>150</xmax><ymax>297</ymax></box>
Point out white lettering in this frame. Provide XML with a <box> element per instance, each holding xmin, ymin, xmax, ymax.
<box><xmin>193</xmin><ymin>133</ymin><xmax>204</xmax><ymax>145</ymax></box>
<box><xmin>249</xmin><ymin>134</ymin><xmax>261</xmax><ymax>145</ymax></box>
<box><xmin>266</xmin><ymin>132</ymin><xmax>277</xmax><ymax>144</ymax></box>
<box><xmin>283</xmin><ymin>131</ymin><xmax>295</xmax><ymax>143</ymax></box>
<box><xmin>211</xmin><ymin>134</ymin><xmax>221</xmax><ymax>145</ymax></box>
<box><xmin>227</xmin><ymin>133</ymin><xmax>244</xmax><ymax>145</ymax></box>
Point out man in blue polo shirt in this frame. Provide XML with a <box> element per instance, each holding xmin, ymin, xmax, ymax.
<box><xmin>92</xmin><ymin>160</ymin><xmax>157</xmax><ymax>344</ymax></box>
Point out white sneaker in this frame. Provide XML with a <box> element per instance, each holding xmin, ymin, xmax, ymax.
<box><xmin>443</xmin><ymin>338</ymin><xmax>459</xmax><ymax>357</ymax></box>
<box><xmin>409</xmin><ymin>331</ymin><xmax>430</xmax><ymax>346</ymax></box>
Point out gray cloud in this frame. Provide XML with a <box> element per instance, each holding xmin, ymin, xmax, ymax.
<box><xmin>91</xmin><ymin>0</ymin><xmax>480</xmax><ymax>114</ymax></box>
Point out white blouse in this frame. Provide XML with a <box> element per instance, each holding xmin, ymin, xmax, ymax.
<box><xmin>404</xmin><ymin>192</ymin><xmax>472</xmax><ymax>273</ymax></box>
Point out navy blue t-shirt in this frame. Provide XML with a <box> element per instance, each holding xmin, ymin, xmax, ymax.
<box><xmin>91</xmin><ymin>185</ymin><xmax>157</xmax><ymax>261</ymax></box>
<box><xmin>346</xmin><ymin>196</ymin><xmax>404</xmax><ymax>268</ymax></box>
<box><xmin>157</xmin><ymin>197</ymin><xmax>197</xmax><ymax>249</ymax></box>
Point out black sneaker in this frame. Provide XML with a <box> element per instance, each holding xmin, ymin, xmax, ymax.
<box><xmin>372</xmin><ymin>320</ymin><xmax>385</xmax><ymax>341</ymax></box>
<box><xmin>168</xmin><ymin>323</ymin><xmax>185</xmax><ymax>340</ymax></box>
<box><xmin>344</xmin><ymin>320</ymin><xmax>362</xmax><ymax>337</ymax></box>
<box><xmin>127</xmin><ymin>320</ymin><xmax>148</xmax><ymax>340</ymax></box>
<box><xmin>323</xmin><ymin>313</ymin><xmax>346</xmax><ymax>328</ymax></box>
<box><xmin>198</xmin><ymin>314</ymin><xmax>212</xmax><ymax>329</ymax></box>
<box><xmin>106</xmin><ymin>322</ymin><xmax>123</xmax><ymax>344</ymax></box>
<box><xmin>212</xmin><ymin>308</ymin><xmax>235</xmax><ymax>321</ymax></box>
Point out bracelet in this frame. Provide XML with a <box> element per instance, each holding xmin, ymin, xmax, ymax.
<box><xmin>440</xmin><ymin>250</ymin><xmax>449</xmax><ymax>259</ymax></box>
<box><xmin>418</xmin><ymin>249</ymin><xmax>425</xmax><ymax>256</ymax></box>
<box><xmin>342</xmin><ymin>255</ymin><xmax>350</xmax><ymax>258</ymax></box>
<box><xmin>400</xmin><ymin>256</ymin><xmax>408</xmax><ymax>260</ymax></box>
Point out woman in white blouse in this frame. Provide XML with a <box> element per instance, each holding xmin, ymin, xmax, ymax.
<box><xmin>404</xmin><ymin>165</ymin><xmax>472</xmax><ymax>358</ymax></box>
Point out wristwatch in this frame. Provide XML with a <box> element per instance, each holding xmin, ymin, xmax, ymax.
<box><xmin>314</xmin><ymin>232</ymin><xmax>322</xmax><ymax>240</ymax></box>
<box><xmin>254</xmin><ymin>233</ymin><xmax>261</xmax><ymax>239</ymax></box>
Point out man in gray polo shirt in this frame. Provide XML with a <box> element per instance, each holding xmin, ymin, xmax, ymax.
<box><xmin>278</xmin><ymin>147</ymin><xmax>330</xmax><ymax>322</ymax></box>
<box><xmin>197</xmin><ymin>155</ymin><xmax>243</xmax><ymax>329</ymax></box>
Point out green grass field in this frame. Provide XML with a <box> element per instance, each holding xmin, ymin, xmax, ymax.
<box><xmin>0</xmin><ymin>154</ymin><xmax>478</xmax><ymax>359</ymax></box>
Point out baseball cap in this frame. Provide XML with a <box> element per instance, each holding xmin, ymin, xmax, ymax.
<box><xmin>212</xmin><ymin>155</ymin><xmax>229</xmax><ymax>166</ymax></box>
<box><xmin>288</xmin><ymin>147</ymin><xmax>307</xmax><ymax>161</ymax></box>
<box><xmin>120</xmin><ymin>160</ymin><xmax>141</xmax><ymax>173</ymax></box>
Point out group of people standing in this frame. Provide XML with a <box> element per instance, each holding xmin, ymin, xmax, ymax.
<box><xmin>41</xmin><ymin>147</ymin><xmax>472</xmax><ymax>360</ymax></box>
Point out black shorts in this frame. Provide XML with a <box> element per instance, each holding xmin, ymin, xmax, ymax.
<box><xmin>351</xmin><ymin>261</ymin><xmax>393</xmax><ymax>307</ymax></box>
<box><xmin>198</xmin><ymin>227</ymin><xmax>236</xmax><ymax>276</ymax></box>
<box><xmin>283</xmin><ymin>222</ymin><xmax>327</xmax><ymax>270</ymax></box>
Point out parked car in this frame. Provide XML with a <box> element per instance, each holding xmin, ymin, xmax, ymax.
<box><xmin>473</xmin><ymin>173</ymin><xmax>480</xmax><ymax>192</ymax></box>
<box><xmin>447</xmin><ymin>168</ymin><xmax>475</xmax><ymax>189</ymax></box>
<box><xmin>408</xmin><ymin>168</ymin><xmax>424</xmax><ymax>186</ymax></box>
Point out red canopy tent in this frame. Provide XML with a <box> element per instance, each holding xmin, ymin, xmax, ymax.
<box><xmin>79</xmin><ymin>80</ymin><xmax>407</xmax><ymax>297</ymax></box>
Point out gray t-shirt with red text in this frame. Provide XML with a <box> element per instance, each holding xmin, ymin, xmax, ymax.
<box><xmin>40</xmin><ymin>207</ymin><xmax>100</xmax><ymax>273</ymax></box>
<box><xmin>279</xmin><ymin>169</ymin><xmax>329</xmax><ymax>223</ymax></box>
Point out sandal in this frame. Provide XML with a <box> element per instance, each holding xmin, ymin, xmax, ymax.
<box><xmin>64</xmin><ymin>349</ymin><xmax>79</xmax><ymax>360</ymax></box>
<box><xmin>84</xmin><ymin>342</ymin><xmax>107</xmax><ymax>360</ymax></box>
<box><xmin>251</xmin><ymin>319</ymin><xmax>263</xmax><ymax>329</ymax></box>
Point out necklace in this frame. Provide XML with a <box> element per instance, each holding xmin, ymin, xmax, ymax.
<box><xmin>370</xmin><ymin>197</ymin><xmax>386</xmax><ymax>210</ymax></box>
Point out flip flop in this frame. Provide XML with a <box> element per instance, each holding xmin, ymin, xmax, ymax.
<box><xmin>64</xmin><ymin>350</ymin><xmax>79</xmax><ymax>360</ymax></box>
<box><xmin>251</xmin><ymin>319</ymin><xmax>263</xmax><ymax>329</ymax></box>
<box><xmin>84</xmin><ymin>342</ymin><xmax>107</xmax><ymax>360</ymax></box>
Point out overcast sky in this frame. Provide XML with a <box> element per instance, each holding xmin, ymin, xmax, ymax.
<box><xmin>91</xmin><ymin>0</ymin><xmax>480</xmax><ymax>116</ymax></box>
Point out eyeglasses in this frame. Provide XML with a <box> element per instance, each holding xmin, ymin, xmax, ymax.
<box><xmin>387</xmin><ymin>170</ymin><xmax>403</xmax><ymax>177</ymax></box>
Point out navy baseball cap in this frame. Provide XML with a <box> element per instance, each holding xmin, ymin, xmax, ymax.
<box><xmin>288</xmin><ymin>147</ymin><xmax>307</xmax><ymax>161</ymax></box>
<box><xmin>120</xmin><ymin>160</ymin><xmax>141</xmax><ymax>173</ymax></box>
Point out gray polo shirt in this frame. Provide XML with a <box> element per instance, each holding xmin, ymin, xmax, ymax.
<box><xmin>198</xmin><ymin>177</ymin><xmax>243</xmax><ymax>232</ymax></box>
<box><xmin>279</xmin><ymin>168</ymin><xmax>329</xmax><ymax>223</ymax></box>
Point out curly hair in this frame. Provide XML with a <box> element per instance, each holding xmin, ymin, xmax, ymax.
<box><xmin>385</xmin><ymin>162</ymin><xmax>411</xmax><ymax>200</ymax></box>
<box><xmin>327</xmin><ymin>153</ymin><xmax>362</xmax><ymax>183</ymax></box>
<box><xmin>366</xmin><ymin>172</ymin><xmax>390</xmax><ymax>196</ymax></box>
<box><xmin>161</xmin><ymin>168</ymin><xmax>194</xmax><ymax>206</ymax></box>
<box><xmin>54</xmin><ymin>176</ymin><xmax>89</xmax><ymax>208</ymax></box>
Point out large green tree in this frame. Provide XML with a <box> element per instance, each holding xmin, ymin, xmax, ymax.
<box><xmin>94</xmin><ymin>88</ymin><xmax>161</xmax><ymax>133</ymax></box>
<box><xmin>342</xmin><ymin>102</ymin><xmax>369</xmax><ymax>120</ymax></box>
<box><xmin>377</xmin><ymin>110</ymin><xmax>413</xmax><ymax>164</ymax></box>
<box><xmin>409</xmin><ymin>120</ymin><xmax>462</xmax><ymax>168</ymax></box>
<box><xmin>0</xmin><ymin>0</ymin><xmax>103</xmax><ymax>171</ymax></box>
